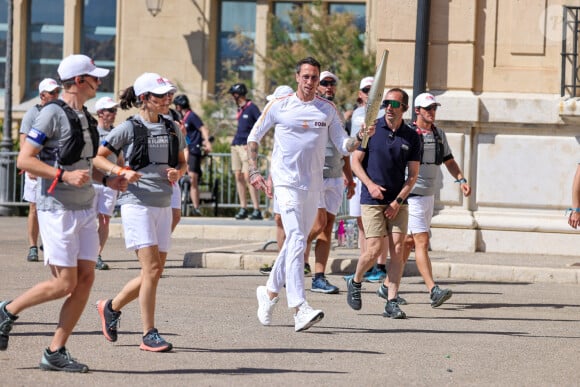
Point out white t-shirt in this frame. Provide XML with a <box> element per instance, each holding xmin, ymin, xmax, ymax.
<box><xmin>248</xmin><ymin>93</ymin><xmax>350</xmax><ymax>192</ymax></box>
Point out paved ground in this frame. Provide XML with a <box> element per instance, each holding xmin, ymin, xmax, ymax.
<box><xmin>0</xmin><ymin>217</ymin><xmax>579</xmax><ymax>385</ymax></box>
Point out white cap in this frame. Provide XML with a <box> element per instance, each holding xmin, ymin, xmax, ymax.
<box><xmin>359</xmin><ymin>76</ymin><xmax>374</xmax><ymax>90</ymax></box>
<box><xmin>414</xmin><ymin>92</ymin><xmax>441</xmax><ymax>108</ymax></box>
<box><xmin>133</xmin><ymin>73</ymin><xmax>177</xmax><ymax>96</ymax></box>
<box><xmin>95</xmin><ymin>96</ymin><xmax>119</xmax><ymax>111</ymax></box>
<box><xmin>38</xmin><ymin>78</ymin><xmax>60</xmax><ymax>94</ymax></box>
<box><xmin>266</xmin><ymin>85</ymin><xmax>293</xmax><ymax>101</ymax></box>
<box><xmin>319</xmin><ymin>71</ymin><xmax>338</xmax><ymax>83</ymax></box>
<box><xmin>57</xmin><ymin>54</ymin><xmax>110</xmax><ymax>80</ymax></box>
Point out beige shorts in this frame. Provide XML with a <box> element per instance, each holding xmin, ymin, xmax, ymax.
<box><xmin>361</xmin><ymin>204</ymin><xmax>409</xmax><ymax>238</ymax></box>
<box><xmin>231</xmin><ymin>145</ymin><xmax>249</xmax><ymax>173</ymax></box>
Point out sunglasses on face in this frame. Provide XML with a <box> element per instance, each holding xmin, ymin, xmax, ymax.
<box><xmin>422</xmin><ymin>105</ymin><xmax>438</xmax><ymax>111</ymax></box>
<box><xmin>105</xmin><ymin>108</ymin><xmax>117</xmax><ymax>114</ymax></box>
<box><xmin>320</xmin><ymin>80</ymin><xmax>337</xmax><ymax>87</ymax></box>
<box><xmin>47</xmin><ymin>90</ymin><xmax>60</xmax><ymax>96</ymax></box>
<box><xmin>361</xmin><ymin>87</ymin><xmax>371</xmax><ymax>94</ymax></box>
<box><xmin>383</xmin><ymin>99</ymin><xmax>402</xmax><ymax>109</ymax></box>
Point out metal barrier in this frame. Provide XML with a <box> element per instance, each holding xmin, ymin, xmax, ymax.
<box><xmin>0</xmin><ymin>150</ymin><xmax>272</xmax><ymax>214</ymax></box>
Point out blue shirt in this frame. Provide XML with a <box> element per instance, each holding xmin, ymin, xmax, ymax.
<box><xmin>359</xmin><ymin>117</ymin><xmax>421</xmax><ymax>205</ymax></box>
<box><xmin>232</xmin><ymin>101</ymin><xmax>261</xmax><ymax>145</ymax></box>
<box><xmin>184</xmin><ymin>110</ymin><xmax>205</xmax><ymax>155</ymax></box>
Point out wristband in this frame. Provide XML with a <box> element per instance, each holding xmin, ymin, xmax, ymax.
<box><xmin>48</xmin><ymin>168</ymin><xmax>63</xmax><ymax>194</ymax></box>
<box><xmin>566</xmin><ymin>208</ymin><xmax>580</xmax><ymax>215</ymax></box>
<box><xmin>117</xmin><ymin>166</ymin><xmax>131</xmax><ymax>175</ymax></box>
<box><xmin>455</xmin><ymin>178</ymin><xmax>467</xmax><ymax>184</ymax></box>
<box><xmin>57</xmin><ymin>167</ymin><xmax>65</xmax><ymax>183</ymax></box>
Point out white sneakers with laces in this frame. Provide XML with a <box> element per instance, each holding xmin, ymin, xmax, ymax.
<box><xmin>294</xmin><ymin>301</ymin><xmax>324</xmax><ymax>332</ymax></box>
<box><xmin>256</xmin><ymin>286</ymin><xmax>279</xmax><ymax>325</ymax></box>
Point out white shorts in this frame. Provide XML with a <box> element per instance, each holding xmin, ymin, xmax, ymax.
<box><xmin>37</xmin><ymin>208</ymin><xmax>99</xmax><ymax>267</ymax></box>
<box><xmin>120</xmin><ymin>204</ymin><xmax>172</xmax><ymax>252</ymax></box>
<box><xmin>23</xmin><ymin>173</ymin><xmax>37</xmax><ymax>203</ymax></box>
<box><xmin>317</xmin><ymin>177</ymin><xmax>344</xmax><ymax>215</ymax></box>
<box><xmin>407</xmin><ymin>195</ymin><xmax>435</xmax><ymax>234</ymax></box>
<box><xmin>93</xmin><ymin>184</ymin><xmax>118</xmax><ymax>217</ymax></box>
<box><xmin>171</xmin><ymin>184</ymin><xmax>181</xmax><ymax>209</ymax></box>
<box><xmin>348</xmin><ymin>177</ymin><xmax>362</xmax><ymax>217</ymax></box>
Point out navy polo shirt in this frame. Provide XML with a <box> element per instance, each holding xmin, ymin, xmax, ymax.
<box><xmin>184</xmin><ymin>110</ymin><xmax>205</xmax><ymax>156</ymax></box>
<box><xmin>359</xmin><ymin>117</ymin><xmax>421</xmax><ymax>205</ymax></box>
<box><xmin>232</xmin><ymin>101</ymin><xmax>261</xmax><ymax>146</ymax></box>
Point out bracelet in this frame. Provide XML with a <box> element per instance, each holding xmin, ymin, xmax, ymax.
<box><xmin>566</xmin><ymin>208</ymin><xmax>580</xmax><ymax>215</ymax></box>
<box><xmin>102</xmin><ymin>175</ymin><xmax>109</xmax><ymax>187</ymax></box>
<box><xmin>57</xmin><ymin>167</ymin><xmax>64</xmax><ymax>183</ymax></box>
<box><xmin>455</xmin><ymin>178</ymin><xmax>467</xmax><ymax>184</ymax></box>
<box><xmin>117</xmin><ymin>166</ymin><xmax>131</xmax><ymax>175</ymax></box>
<box><xmin>108</xmin><ymin>165</ymin><xmax>116</xmax><ymax>176</ymax></box>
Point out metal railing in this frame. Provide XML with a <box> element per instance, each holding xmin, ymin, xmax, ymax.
<box><xmin>561</xmin><ymin>6</ymin><xmax>580</xmax><ymax>97</ymax></box>
<box><xmin>0</xmin><ymin>150</ymin><xmax>272</xmax><ymax>213</ymax></box>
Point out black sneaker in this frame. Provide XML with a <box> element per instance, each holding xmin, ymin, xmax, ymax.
<box><xmin>0</xmin><ymin>301</ymin><xmax>18</xmax><ymax>351</ymax></box>
<box><xmin>249</xmin><ymin>209</ymin><xmax>263</xmax><ymax>220</ymax></box>
<box><xmin>304</xmin><ymin>263</ymin><xmax>312</xmax><ymax>277</ymax></box>
<box><xmin>140</xmin><ymin>328</ymin><xmax>173</xmax><ymax>352</ymax></box>
<box><xmin>346</xmin><ymin>278</ymin><xmax>362</xmax><ymax>310</ymax></box>
<box><xmin>96</xmin><ymin>299</ymin><xmax>121</xmax><ymax>342</ymax></box>
<box><xmin>259</xmin><ymin>261</ymin><xmax>274</xmax><ymax>275</ymax></box>
<box><xmin>430</xmin><ymin>285</ymin><xmax>452</xmax><ymax>308</ymax></box>
<box><xmin>95</xmin><ymin>256</ymin><xmax>109</xmax><ymax>270</ymax></box>
<box><xmin>39</xmin><ymin>347</ymin><xmax>88</xmax><ymax>373</ymax></box>
<box><xmin>376</xmin><ymin>284</ymin><xmax>407</xmax><ymax>305</ymax></box>
<box><xmin>27</xmin><ymin>246</ymin><xmax>39</xmax><ymax>262</ymax></box>
<box><xmin>191</xmin><ymin>207</ymin><xmax>202</xmax><ymax>217</ymax></box>
<box><xmin>235</xmin><ymin>208</ymin><xmax>249</xmax><ymax>220</ymax></box>
<box><xmin>383</xmin><ymin>300</ymin><xmax>407</xmax><ymax>319</ymax></box>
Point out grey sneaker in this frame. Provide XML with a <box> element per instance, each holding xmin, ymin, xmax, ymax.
<box><xmin>95</xmin><ymin>256</ymin><xmax>109</xmax><ymax>270</ymax></box>
<box><xmin>430</xmin><ymin>285</ymin><xmax>452</xmax><ymax>308</ymax></box>
<box><xmin>249</xmin><ymin>209</ymin><xmax>263</xmax><ymax>220</ymax></box>
<box><xmin>0</xmin><ymin>301</ymin><xmax>18</xmax><ymax>351</ymax></box>
<box><xmin>27</xmin><ymin>246</ymin><xmax>39</xmax><ymax>262</ymax></box>
<box><xmin>383</xmin><ymin>300</ymin><xmax>407</xmax><ymax>319</ymax></box>
<box><xmin>39</xmin><ymin>347</ymin><xmax>89</xmax><ymax>373</ymax></box>
<box><xmin>140</xmin><ymin>328</ymin><xmax>173</xmax><ymax>352</ymax></box>
<box><xmin>235</xmin><ymin>208</ymin><xmax>249</xmax><ymax>220</ymax></box>
<box><xmin>346</xmin><ymin>278</ymin><xmax>362</xmax><ymax>310</ymax></box>
<box><xmin>376</xmin><ymin>284</ymin><xmax>407</xmax><ymax>305</ymax></box>
<box><xmin>96</xmin><ymin>299</ymin><xmax>121</xmax><ymax>342</ymax></box>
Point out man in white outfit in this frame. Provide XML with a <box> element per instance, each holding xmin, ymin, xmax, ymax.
<box><xmin>247</xmin><ymin>57</ymin><xmax>374</xmax><ymax>332</ymax></box>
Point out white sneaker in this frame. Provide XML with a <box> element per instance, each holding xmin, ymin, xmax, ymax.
<box><xmin>294</xmin><ymin>301</ymin><xmax>324</xmax><ymax>332</ymax></box>
<box><xmin>256</xmin><ymin>286</ymin><xmax>279</xmax><ymax>325</ymax></box>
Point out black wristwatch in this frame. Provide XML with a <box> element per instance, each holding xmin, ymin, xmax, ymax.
<box><xmin>395</xmin><ymin>197</ymin><xmax>404</xmax><ymax>205</ymax></box>
<box><xmin>356</xmin><ymin>132</ymin><xmax>363</xmax><ymax>142</ymax></box>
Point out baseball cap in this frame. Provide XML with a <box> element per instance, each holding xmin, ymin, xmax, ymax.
<box><xmin>266</xmin><ymin>85</ymin><xmax>294</xmax><ymax>101</ymax></box>
<box><xmin>95</xmin><ymin>96</ymin><xmax>119</xmax><ymax>111</ymax></box>
<box><xmin>414</xmin><ymin>92</ymin><xmax>441</xmax><ymax>108</ymax></box>
<box><xmin>319</xmin><ymin>71</ymin><xmax>338</xmax><ymax>83</ymax></box>
<box><xmin>57</xmin><ymin>54</ymin><xmax>110</xmax><ymax>80</ymax></box>
<box><xmin>38</xmin><ymin>78</ymin><xmax>60</xmax><ymax>94</ymax></box>
<box><xmin>359</xmin><ymin>76</ymin><xmax>374</xmax><ymax>90</ymax></box>
<box><xmin>133</xmin><ymin>73</ymin><xmax>177</xmax><ymax>96</ymax></box>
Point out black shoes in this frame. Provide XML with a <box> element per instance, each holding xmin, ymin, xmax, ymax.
<box><xmin>39</xmin><ymin>346</ymin><xmax>89</xmax><ymax>373</ymax></box>
<box><xmin>383</xmin><ymin>300</ymin><xmax>407</xmax><ymax>319</ymax></box>
<box><xmin>376</xmin><ymin>284</ymin><xmax>407</xmax><ymax>305</ymax></box>
<box><xmin>96</xmin><ymin>299</ymin><xmax>121</xmax><ymax>342</ymax></box>
<box><xmin>95</xmin><ymin>256</ymin><xmax>109</xmax><ymax>270</ymax></box>
<box><xmin>430</xmin><ymin>285</ymin><xmax>452</xmax><ymax>308</ymax></box>
<box><xmin>27</xmin><ymin>246</ymin><xmax>39</xmax><ymax>262</ymax></box>
<box><xmin>0</xmin><ymin>301</ymin><xmax>18</xmax><ymax>351</ymax></box>
<box><xmin>346</xmin><ymin>278</ymin><xmax>362</xmax><ymax>310</ymax></box>
<box><xmin>249</xmin><ymin>209</ymin><xmax>262</xmax><ymax>220</ymax></box>
<box><xmin>235</xmin><ymin>208</ymin><xmax>249</xmax><ymax>219</ymax></box>
<box><xmin>235</xmin><ymin>208</ymin><xmax>263</xmax><ymax>220</ymax></box>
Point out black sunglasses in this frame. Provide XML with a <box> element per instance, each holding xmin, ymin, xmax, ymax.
<box><xmin>383</xmin><ymin>99</ymin><xmax>402</xmax><ymax>108</ymax></box>
<box><xmin>320</xmin><ymin>80</ymin><xmax>337</xmax><ymax>87</ymax></box>
<box><xmin>361</xmin><ymin>87</ymin><xmax>371</xmax><ymax>94</ymax></box>
<box><xmin>422</xmin><ymin>105</ymin><xmax>438</xmax><ymax>111</ymax></box>
<box><xmin>47</xmin><ymin>90</ymin><xmax>60</xmax><ymax>96</ymax></box>
<box><xmin>105</xmin><ymin>108</ymin><xmax>117</xmax><ymax>114</ymax></box>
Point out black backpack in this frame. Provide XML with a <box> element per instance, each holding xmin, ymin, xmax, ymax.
<box><xmin>127</xmin><ymin>115</ymin><xmax>180</xmax><ymax>171</ymax></box>
<box><xmin>411</xmin><ymin>122</ymin><xmax>444</xmax><ymax>165</ymax></box>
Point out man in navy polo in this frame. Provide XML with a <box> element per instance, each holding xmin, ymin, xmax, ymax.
<box><xmin>347</xmin><ymin>88</ymin><xmax>421</xmax><ymax>319</ymax></box>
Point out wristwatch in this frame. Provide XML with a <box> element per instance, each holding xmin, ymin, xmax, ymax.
<box><xmin>395</xmin><ymin>197</ymin><xmax>404</xmax><ymax>205</ymax></box>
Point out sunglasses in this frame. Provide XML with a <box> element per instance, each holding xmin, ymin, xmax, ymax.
<box><xmin>383</xmin><ymin>99</ymin><xmax>403</xmax><ymax>108</ymax></box>
<box><xmin>150</xmin><ymin>92</ymin><xmax>170</xmax><ymax>99</ymax></box>
<box><xmin>361</xmin><ymin>87</ymin><xmax>371</xmax><ymax>94</ymax></box>
<box><xmin>320</xmin><ymin>80</ymin><xmax>337</xmax><ymax>87</ymax></box>
<box><xmin>105</xmin><ymin>108</ymin><xmax>117</xmax><ymax>114</ymax></box>
<box><xmin>47</xmin><ymin>90</ymin><xmax>60</xmax><ymax>96</ymax></box>
<box><xmin>422</xmin><ymin>105</ymin><xmax>438</xmax><ymax>111</ymax></box>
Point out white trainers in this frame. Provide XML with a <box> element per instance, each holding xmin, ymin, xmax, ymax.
<box><xmin>256</xmin><ymin>286</ymin><xmax>279</xmax><ymax>325</ymax></box>
<box><xmin>294</xmin><ymin>301</ymin><xmax>324</xmax><ymax>332</ymax></box>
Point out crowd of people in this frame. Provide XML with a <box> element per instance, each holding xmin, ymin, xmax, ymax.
<box><xmin>1</xmin><ymin>52</ymin><xmax>577</xmax><ymax>373</ymax></box>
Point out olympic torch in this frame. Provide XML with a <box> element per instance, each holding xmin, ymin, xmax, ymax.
<box><xmin>362</xmin><ymin>49</ymin><xmax>389</xmax><ymax>148</ymax></box>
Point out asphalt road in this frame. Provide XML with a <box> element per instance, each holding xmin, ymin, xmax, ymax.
<box><xmin>0</xmin><ymin>233</ymin><xmax>579</xmax><ymax>386</ymax></box>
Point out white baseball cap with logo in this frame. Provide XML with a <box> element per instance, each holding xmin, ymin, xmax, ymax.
<box><xmin>57</xmin><ymin>54</ymin><xmax>110</xmax><ymax>80</ymax></box>
<box><xmin>38</xmin><ymin>78</ymin><xmax>60</xmax><ymax>94</ymax></box>
<box><xmin>266</xmin><ymin>85</ymin><xmax>294</xmax><ymax>101</ymax></box>
<box><xmin>133</xmin><ymin>73</ymin><xmax>177</xmax><ymax>96</ymax></box>
<box><xmin>319</xmin><ymin>71</ymin><xmax>338</xmax><ymax>83</ymax></box>
<box><xmin>414</xmin><ymin>92</ymin><xmax>441</xmax><ymax>108</ymax></box>
<box><xmin>95</xmin><ymin>96</ymin><xmax>119</xmax><ymax>111</ymax></box>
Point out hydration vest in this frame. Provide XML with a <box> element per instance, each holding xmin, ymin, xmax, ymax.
<box><xmin>126</xmin><ymin>115</ymin><xmax>180</xmax><ymax>171</ymax></box>
<box><xmin>40</xmin><ymin>99</ymin><xmax>99</xmax><ymax>166</ymax></box>
<box><xmin>411</xmin><ymin>122</ymin><xmax>444</xmax><ymax>165</ymax></box>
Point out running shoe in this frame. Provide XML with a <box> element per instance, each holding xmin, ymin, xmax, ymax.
<box><xmin>0</xmin><ymin>301</ymin><xmax>18</xmax><ymax>351</ymax></box>
<box><xmin>95</xmin><ymin>256</ymin><xmax>109</xmax><ymax>270</ymax></box>
<box><xmin>311</xmin><ymin>276</ymin><xmax>339</xmax><ymax>294</ymax></box>
<box><xmin>376</xmin><ymin>284</ymin><xmax>407</xmax><ymax>305</ymax></box>
<box><xmin>27</xmin><ymin>246</ymin><xmax>39</xmax><ymax>262</ymax></box>
<box><xmin>346</xmin><ymin>278</ymin><xmax>362</xmax><ymax>310</ymax></box>
<box><xmin>96</xmin><ymin>299</ymin><xmax>121</xmax><ymax>342</ymax></box>
<box><xmin>39</xmin><ymin>347</ymin><xmax>89</xmax><ymax>373</ymax></box>
<box><xmin>430</xmin><ymin>285</ymin><xmax>453</xmax><ymax>308</ymax></box>
<box><xmin>294</xmin><ymin>302</ymin><xmax>324</xmax><ymax>332</ymax></box>
<box><xmin>140</xmin><ymin>328</ymin><xmax>173</xmax><ymax>352</ymax></box>
<box><xmin>383</xmin><ymin>300</ymin><xmax>407</xmax><ymax>319</ymax></box>
<box><xmin>256</xmin><ymin>286</ymin><xmax>279</xmax><ymax>325</ymax></box>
